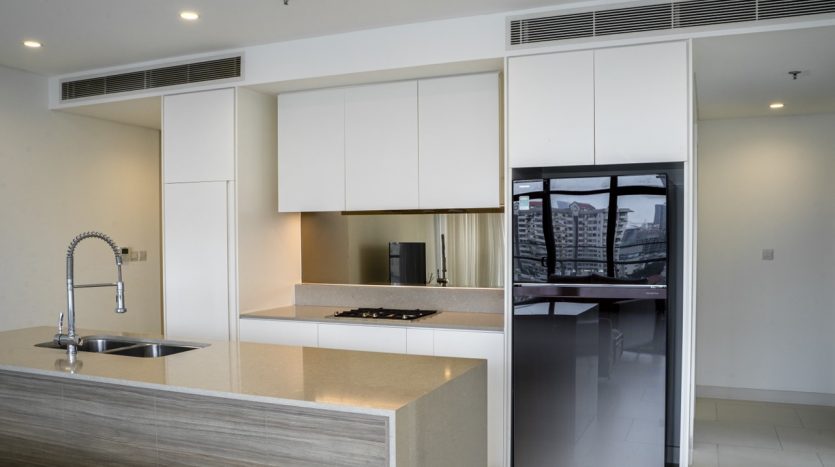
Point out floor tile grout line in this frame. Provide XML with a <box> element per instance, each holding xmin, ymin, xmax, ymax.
<box><xmin>774</xmin><ymin>423</ymin><xmax>784</xmax><ymax>450</ymax></box>
<box><xmin>798</xmin><ymin>406</ymin><xmax>809</xmax><ymax>429</ymax></box>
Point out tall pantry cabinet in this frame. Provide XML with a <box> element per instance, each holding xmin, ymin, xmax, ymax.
<box><xmin>163</xmin><ymin>89</ymin><xmax>236</xmax><ymax>341</ymax></box>
<box><xmin>162</xmin><ymin>88</ymin><xmax>300</xmax><ymax>341</ymax></box>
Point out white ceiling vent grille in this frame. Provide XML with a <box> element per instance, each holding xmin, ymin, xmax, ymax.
<box><xmin>509</xmin><ymin>0</ymin><xmax>835</xmax><ymax>47</ymax></box>
<box><xmin>61</xmin><ymin>55</ymin><xmax>242</xmax><ymax>101</ymax></box>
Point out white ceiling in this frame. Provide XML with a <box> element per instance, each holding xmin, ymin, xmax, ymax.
<box><xmin>0</xmin><ymin>0</ymin><xmax>577</xmax><ymax>76</ymax></box>
<box><xmin>694</xmin><ymin>26</ymin><xmax>835</xmax><ymax>120</ymax></box>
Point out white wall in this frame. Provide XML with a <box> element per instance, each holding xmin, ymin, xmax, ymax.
<box><xmin>236</xmin><ymin>88</ymin><xmax>301</xmax><ymax>313</ymax></box>
<box><xmin>0</xmin><ymin>64</ymin><xmax>162</xmax><ymax>334</ymax></box>
<box><xmin>696</xmin><ymin>113</ymin><xmax>835</xmax><ymax>397</ymax></box>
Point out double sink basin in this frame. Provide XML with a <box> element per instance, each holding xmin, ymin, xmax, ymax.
<box><xmin>36</xmin><ymin>335</ymin><xmax>207</xmax><ymax>358</ymax></box>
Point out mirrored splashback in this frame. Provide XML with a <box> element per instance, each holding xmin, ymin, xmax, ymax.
<box><xmin>301</xmin><ymin>212</ymin><xmax>504</xmax><ymax>288</ymax></box>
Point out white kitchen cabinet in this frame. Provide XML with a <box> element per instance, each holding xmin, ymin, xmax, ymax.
<box><xmin>163</xmin><ymin>181</ymin><xmax>231</xmax><ymax>341</ymax></box>
<box><xmin>434</xmin><ymin>330</ymin><xmax>505</xmax><ymax>467</ymax></box>
<box><xmin>163</xmin><ymin>88</ymin><xmax>235</xmax><ymax>183</ymax></box>
<box><xmin>239</xmin><ymin>319</ymin><xmax>318</xmax><ymax>347</ymax></box>
<box><xmin>162</xmin><ymin>88</ymin><xmax>238</xmax><ymax>342</ymax></box>
<box><xmin>277</xmin><ymin>88</ymin><xmax>346</xmax><ymax>212</ymax></box>
<box><xmin>508</xmin><ymin>50</ymin><xmax>595</xmax><ymax>168</ymax></box>
<box><xmin>278</xmin><ymin>74</ymin><xmax>502</xmax><ymax>212</ymax></box>
<box><xmin>406</xmin><ymin>328</ymin><xmax>435</xmax><ymax>356</ymax></box>
<box><xmin>594</xmin><ymin>41</ymin><xmax>688</xmax><ymax>164</ymax></box>
<box><xmin>508</xmin><ymin>42</ymin><xmax>689</xmax><ymax>168</ymax></box>
<box><xmin>318</xmin><ymin>324</ymin><xmax>408</xmax><ymax>353</ymax></box>
<box><xmin>345</xmin><ymin>81</ymin><xmax>419</xmax><ymax>211</ymax></box>
<box><xmin>418</xmin><ymin>73</ymin><xmax>500</xmax><ymax>209</ymax></box>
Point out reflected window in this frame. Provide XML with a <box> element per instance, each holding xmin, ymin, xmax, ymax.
<box><xmin>513</xmin><ymin>174</ymin><xmax>668</xmax><ymax>284</ymax></box>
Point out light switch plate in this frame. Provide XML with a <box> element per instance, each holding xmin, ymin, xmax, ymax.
<box><xmin>762</xmin><ymin>249</ymin><xmax>774</xmax><ymax>261</ymax></box>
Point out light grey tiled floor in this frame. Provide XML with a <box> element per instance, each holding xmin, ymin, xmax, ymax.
<box><xmin>694</xmin><ymin>398</ymin><xmax>835</xmax><ymax>467</ymax></box>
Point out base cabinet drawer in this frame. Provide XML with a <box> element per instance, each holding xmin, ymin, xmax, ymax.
<box><xmin>406</xmin><ymin>328</ymin><xmax>435</xmax><ymax>356</ymax></box>
<box><xmin>239</xmin><ymin>319</ymin><xmax>318</xmax><ymax>347</ymax></box>
<box><xmin>318</xmin><ymin>324</ymin><xmax>407</xmax><ymax>354</ymax></box>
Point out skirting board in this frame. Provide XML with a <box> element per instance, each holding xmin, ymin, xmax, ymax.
<box><xmin>696</xmin><ymin>385</ymin><xmax>835</xmax><ymax>407</ymax></box>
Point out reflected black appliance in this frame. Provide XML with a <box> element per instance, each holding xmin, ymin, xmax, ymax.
<box><xmin>389</xmin><ymin>242</ymin><xmax>426</xmax><ymax>285</ymax></box>
<box><xmin>511</xmin><ymin>163</ymin><xmax>683</xmax><ymax>467</ymax></box>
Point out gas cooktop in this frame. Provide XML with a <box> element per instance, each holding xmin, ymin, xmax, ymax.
<box><xmin>333</xmin><ymin>307</ymin><xmax>437</xmax><ymax>321</ymax></box>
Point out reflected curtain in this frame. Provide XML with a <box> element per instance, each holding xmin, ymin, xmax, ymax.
<box><xmin>437</xmin><ymin>213</ymin><xmax>504</xmax><ymax>288</ymax></box>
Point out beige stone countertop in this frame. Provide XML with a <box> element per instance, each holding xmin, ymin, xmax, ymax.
<box><xmin>0</xmin><ymin>327</ymin><xmax>485</xmax><ymax>416</ymax></box>
<box><xmin>241</xmin><ymin>305</ymin><xmax>504</xmax><ymax>332</ymax></box>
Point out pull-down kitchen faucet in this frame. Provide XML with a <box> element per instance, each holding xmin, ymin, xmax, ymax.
<box><xmin>54</xmin><ymin>231</ymin><xmax>126</xmax><ymax>356</ymax></box>
<box><xmin>436</xmin><ymin>233</ymin><xmax>448</xmax><ymax>287</ymax></box>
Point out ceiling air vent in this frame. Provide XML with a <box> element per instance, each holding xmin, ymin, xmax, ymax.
<box><xmin>61</xmin><ymin>55</ymin><xmax>242</xmax><ymax>101</ymax></box>
<box><xmin>673</xmin><ymin>0</ymin><xmax>756</xmax><ymax>28</ymax></box>
<box><xmin>757</xmin><ymin>0</ymin><xmax>835</xmax><ymax>20</ymax></box>
<box><xmin>509</xmin><ymin>11</ymin><xmax>594</xmax><ymax>44</ymax></box>
<box><xmin>594</xmin><ymin>3</ymin><xmax>672</xmax><ymax>36</ymax></box>
<box><xmin>508</xmin><ymin>0</ymin><xmax>835</xmax><ymax>48</ymax></box>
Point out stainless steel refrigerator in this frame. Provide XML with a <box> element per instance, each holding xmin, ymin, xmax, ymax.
<box><xmin>511</xmin><ymin>164</ymin><xmax>683</xmax><ymax>467</ymax></box>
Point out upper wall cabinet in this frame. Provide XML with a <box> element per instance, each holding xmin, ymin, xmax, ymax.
<box><xmin>508</xmin><ymin>41</ymin><xmax>689</xmax><ymax>168</ymax></box>
<box><xmin>345</xmin><ymin>81</ymin><xmax>419</xmax><ymax>211</ymax></box>
<box><xmin>277</xmin><ymin>73</ymin><xmax>501</xmax><ymax>212</ymax></box>
<box><xmin>508</xmin><ymin>51</ymin><xmax>594</xmax><ymax>168</ymax></box>
<box><xmin>418</xmin><ymin>73</ymin><xmax>500</xmax><ymax>209</ymax></box>
<box><xmin>594</xmin><ymin>42</ymin><xmax>688</xmax><ymax>165</ymax></box>
<box><xmin>163</xmin><ymin>88</ymin><xmax>235</xmax><ymax>183</ymax></box>
<box><xmin>277</xmin><ymin>88</ymin><xmax>346</xmax><ymax>212</ymax></box>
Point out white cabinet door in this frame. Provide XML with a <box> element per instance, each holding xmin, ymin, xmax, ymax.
<box><xmin>163</xmin><ymin>89</ymin><xmax>235</xmax><ymax>183</ymax></box>
<box><xmin>277</xmin><ymin>88</ymin><xmax>346</xmax><ymax>212</ymax></box>
<box><xmin>594</xmin><ymin>41</ymin><xmax>688</xmax><ymax>164</ymax></box>
<box><xmin>239</xmin><ymin>319</ymin><xmax>319</xmax><ymax>347</ymax></box>
<box><xmin>318</xmin><ymin>324</ymin><xmax>407</xmax><ymax>354</ymax></box>
<box><xmin>435</xmin><ymin>330</ymin><xmax>505</xmax><ymax>467</ymax></box>
<box><xmin>406</xmin><ymin>328</ymin><xmax>435</xmax><ymax>356</ymax></box>
<box><xmin>418</xmin><ymin>73</ymin><xmax>500</xmax><ymax>209</ymax></box>
<box><xmin>345</xmin><ymin>81</ymin><xmax>419</xmax><ymax>211</ymax></box>
<box><xmin>508</xmin><ymin>51</ymin><xmax>595</xmax><ymax>168</ymax></box>
<box><xmin>163</xmin><ymin>181</ymin><xmax>230</xmax><ymax>341</ymax></box>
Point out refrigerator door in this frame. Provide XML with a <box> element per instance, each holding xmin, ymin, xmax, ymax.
<box><xmin>513</xmin><ymin>174</ymin><xmax>669</xmax><ymax>285</ymax></box>
<box><xmin>512</xmin><ymin>294</ymin><xmax>667</xmax><ymax>467</ymax></box>
<box><xmin>512</xmin><ymin>300</ymin><xmax>599</xmax><ymax>466</ymax></box>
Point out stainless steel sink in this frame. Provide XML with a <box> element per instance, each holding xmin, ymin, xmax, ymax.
<box><xmin>107</xmin><ymin>343</ymin><xmax>196</xmax><ymax>358</ymax></box>
<box><xmin>35</xmin><ymin>335</ymin><xmax>207</xmax><ymax>358</ymax></box>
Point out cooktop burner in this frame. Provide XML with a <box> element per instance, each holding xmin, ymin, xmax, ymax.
<box><xmin>333</xmin><ymin>307</ymin><xmax>437</xmax><ymax>321</ymax></box>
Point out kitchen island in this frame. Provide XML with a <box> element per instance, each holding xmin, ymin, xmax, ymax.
<box><xmin>0</xmin><ymin>327</ymin><xmax>486</xmax><ymax>466</ymax></box>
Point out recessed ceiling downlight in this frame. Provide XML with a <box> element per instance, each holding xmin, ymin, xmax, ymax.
<box><xmin>769</xmin><ymin>102</ymin><xmax>785</xmax><ymax>109</ymax></box>
<box><xmin>179</xmin><ymin>11</ymin><xmax>199</xmax><ymax>21</ymax></box>
<box><xmin>23</xmin><ymin>40</ymin><xmax>42</xmax><ymax>48</ymax></box>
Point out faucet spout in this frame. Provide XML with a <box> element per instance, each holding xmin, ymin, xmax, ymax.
<box><xmin>56</xmin><ymin>231</ymin><xmax>127</xmax><ymax>356</ymax></box>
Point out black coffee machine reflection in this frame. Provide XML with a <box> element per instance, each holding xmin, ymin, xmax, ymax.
<box><xmin>389</xmin><ymin>242</ymin><xmax>426</xmax><ymax>286</ymax></box>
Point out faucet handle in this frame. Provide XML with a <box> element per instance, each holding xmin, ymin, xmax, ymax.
<box><xmin>57</xmin><ymin>312</ymin><xmax>64</xmax><ymax>334</ymax></box>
